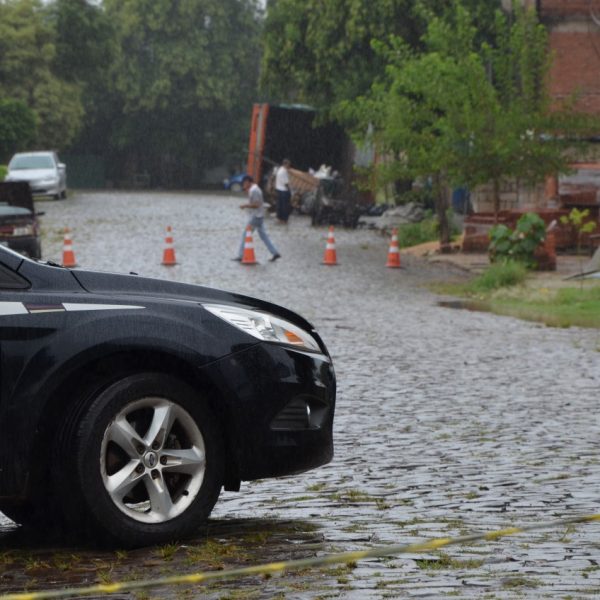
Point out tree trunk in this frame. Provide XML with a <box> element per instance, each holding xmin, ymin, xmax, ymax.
<box><xmin>493</xmin><ymin>178</ymin><xmax>500</xmax><ymax>223</ymax></box>
<box><xmin>434</xmin><ymin>174</ymin><xmax>451</xmax><ymax>253</ymax></box>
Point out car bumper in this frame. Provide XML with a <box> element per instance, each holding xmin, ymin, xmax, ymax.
<box><xmin>204</xmin><ymin>343</ymin><xmax>336</xmax><ymax>481</ymax></box>
<box><xmin>28</xmin><ymin>182</ymin><xmax>61</xmax><ymax>196</ymax></box>
<box><xmin>4</xmin><ymin>178</ymin><xmax>62</xmax><ymax>196</ymax></box>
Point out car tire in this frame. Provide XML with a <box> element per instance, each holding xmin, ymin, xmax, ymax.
<box><xmin>60</xmin><ymin>189</ymin><xmax>67</xmax><ymax>200</ymax></box>
<box><xmin>229</xmin><ymin>182</ymin><xmax>242</xmax><ymax>193</ymax></box>
<box><xmin>55</xmin><ymin>373</ymin><xmax>224</xmax><ymax>547</ymax></box>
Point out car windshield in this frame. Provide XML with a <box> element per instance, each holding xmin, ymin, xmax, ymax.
<box><xmin>0</xmin><ymin>205</ymin><xmax>32</xmax><ymax>216</ymax></box>
<box><xmin>10</xmin><ymin>155</ymin><xmax>54</xmax><ymax>170</ymax></box>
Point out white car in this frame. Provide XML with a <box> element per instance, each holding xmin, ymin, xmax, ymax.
<box><xmin>5</xmin><ymin>151</ymin><xmax>67</xmax><ymax>199</ymax></box>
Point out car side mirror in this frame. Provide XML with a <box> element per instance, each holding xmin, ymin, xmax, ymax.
<box><xmin>58</xmin><ymin>163</ymin><xmax>66</xmax><ymax>170</ymax></box>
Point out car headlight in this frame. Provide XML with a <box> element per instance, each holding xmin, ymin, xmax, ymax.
<box><xmin>203</xmin><ymin>304</ymin><xmax>321</xmax><ymax>352</ymax></box>
<box><xmin>13</xmin><ymin>225</ymin><xmax>34</xmax><ymax>236</ymax></box>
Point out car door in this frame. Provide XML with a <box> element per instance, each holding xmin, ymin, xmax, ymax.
<box><xmin>0</xmin><ymin>262</ymin><xmax>30</xmax><ymax>409</ymax></box>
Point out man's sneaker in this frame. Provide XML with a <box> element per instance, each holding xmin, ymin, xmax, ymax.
<box><xmin>269</xmin><ymin>254</ymin><xmax>281</xmax><ymax>262</ymax></box>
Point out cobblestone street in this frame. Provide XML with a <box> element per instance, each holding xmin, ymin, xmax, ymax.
<box><xmin>2</xmin><ymin>190</ymin><xmax>600</xmax><ymax>599</ymax></box>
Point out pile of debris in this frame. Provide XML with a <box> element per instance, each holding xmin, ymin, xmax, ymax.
<box><xmin>286</xmin><ymin>164</ymin><xmax>364</xmax><ymax>228</ymax></box>
<box><xmin>358</xmin><ymin>202</ymin><xmax>425</xmax><ymax>232</ymax></box>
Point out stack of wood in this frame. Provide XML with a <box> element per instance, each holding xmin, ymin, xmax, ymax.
<box><xmin>288</xmin><ymin>168</ymin><xmax>320</xmax><ymax>194</ymax></box>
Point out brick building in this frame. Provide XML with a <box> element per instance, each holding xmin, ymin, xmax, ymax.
<box><xmin>506</xmin><ymin>0</ymin><xmax>600</xmax><ymax>112</ymax></box>
<box><xmin>465</xmin><ymin>1</ymin><xmax>600</xmax><ymax>257</ymax></box>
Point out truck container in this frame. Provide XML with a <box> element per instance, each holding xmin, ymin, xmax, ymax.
<box><xmin>246</xmin><ymin>103</ymin><xmax>351</xmax><ymax>187</ymax></box>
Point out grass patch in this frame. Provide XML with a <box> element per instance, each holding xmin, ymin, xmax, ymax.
<box><xmin>434</xmin><ymin>262</ymin><xmax>600</xmax><ymax>329</ymax></box>
<box><xmin>469</xmin><ymin>261</ymin><xmax>528</xmax><ymax>292</ymax></box>
<box><xmin>501</xmin><ymin>576</ymin><xmax>541</xmax><ymax>589</ymax></box>
<box><xmin>415</xmin><ymin>552</ymin><xmax>484</xmax><ymax>571</ymax></box>
<box><xmin>306</xmin><ymin>482</ymin><xmax>327</xmax><ymax>493</ymax></box>
<box><xmin>184</xmin><ymin>540</ymin><xmax>248</xmax><ymax>570</ymax></box>
<box><xmin>484</xmin><ymin>288</ymin><xmax>600</xmax><ymax>329</ymax></box>
<box><xmin>330</xmin><ymin>489</ymin><xmax>379</xmax><ymax>504</ymax></box>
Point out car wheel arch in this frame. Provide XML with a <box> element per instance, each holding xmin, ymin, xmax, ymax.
<box><xmin>28</xmin><ymin>349</ymin><xmax>240</xmax><ymax>509</ymax></box>
<box><xmin>54</xmin><ymin>371</ymin><xmax>226</xmax><ymax>546</ymax></box>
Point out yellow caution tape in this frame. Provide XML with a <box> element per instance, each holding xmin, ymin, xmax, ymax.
<box><xmin>2</xmin><ymin>512</ymin><xmax>599</xmax><ymax>600</ymax></box>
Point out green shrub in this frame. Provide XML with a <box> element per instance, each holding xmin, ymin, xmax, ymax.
<box><xmin>488</xmin><ymin>212</ymin><xmax>546</xmax><ymax>267</ymax></box>
<box><xmin>396</xmin><ymin>212</ymin><xmax>438</xmax><ymax>247</ymax></box>
<box><xmin>470</xmin><ymin>261</ymin><xmax>528</xmax><ymax>293</ymax></box>
<box><xmin>396</xmin><ymin>210</ymin><xmax>460</xmax><ymax>248</ymax></box>
<box><xmin>560</xmin><ymin>207</ymin><xmax>597</xmax><ymax>255</ymax></box>
<box><xmin>0</xmin><ymin>165</ymin><xmax>6</xmax><ymax>181</ymax></box>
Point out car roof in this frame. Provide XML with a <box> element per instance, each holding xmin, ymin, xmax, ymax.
<box><xmin>11</xmin><ymin>151</ymin><xmax>56</xmax><ymax>157</ymax></box>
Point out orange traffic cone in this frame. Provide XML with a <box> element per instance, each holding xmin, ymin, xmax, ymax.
<box><xmin>322</xmin><ymin>226</ymin><xmax>338</xmax><ymax>265</ymax></box>
<box><xmin>386</xmin><ymin>228</ymin><xmax>402</xmax><ymax>268</ymax></box>
<box><xmin>241</xmin><ymin>226</ymin><xmax>258</xmax><ymax>265</ymax></box>
<box><xmin>161</xmin><ymin>226</ymin><xmax>177</xmax><ymax>266</ymax></box>
<box><xmin>62</xmin><ymin>228</ymin><xmax>77</xmax><ymax>267</ymax></box>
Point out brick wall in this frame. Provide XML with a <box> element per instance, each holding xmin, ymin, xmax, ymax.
<box><xmin>539</xmin><ymin>1</ymin><xmax>600</xmax><ymax>114</ymax></box>
<box><xmin>540</xmin><ymin>1</ymin><xmax>600</xmax><ymax>18</ymax></box>
<box><xmin>548</xmin><ymin>30</ymin><xmax>600</xmax><ymax>112</ymax></box>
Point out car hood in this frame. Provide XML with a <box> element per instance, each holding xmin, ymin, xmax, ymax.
<box><xmin>12</xmin><ymin>258</ymin><xmax>320</xmax><ymax>347</ymax></box>
<box><xmin>6</xmin><ymin>169</ymin><xmax>56</xmax><ymax>181</ymax></box>
<box><xmin>70</xmin><ymin>269</ymin><xmax>316</xmax><ymax>331</ymax></box>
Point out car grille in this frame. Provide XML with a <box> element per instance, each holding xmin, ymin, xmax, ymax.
<box><xmin>270</xmin><ymin>396</ymin><xmax>329</xmax><ymax>431</ymax></box>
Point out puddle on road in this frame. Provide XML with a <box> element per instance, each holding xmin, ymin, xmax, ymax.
<box><xmin>438</xmin><ymin>299</ymin><xmax>489</xmax><ymax>312</ymax></box>
<box><xmin>0</xmin><ymin>518</ymin><xmax>329</xmax><ymax>599</ymax></box>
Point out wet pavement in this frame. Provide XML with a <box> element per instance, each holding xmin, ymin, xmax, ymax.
<box><xmin>1</xmin><ymin>190</ymin><xmax>600</xmax><ymax>599</ymax></box>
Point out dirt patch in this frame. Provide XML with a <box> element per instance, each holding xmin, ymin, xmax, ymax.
<box><xmin>0</xmin><ymin>518</ymin><xmax>338</xmax><ymax>599</ymax></box>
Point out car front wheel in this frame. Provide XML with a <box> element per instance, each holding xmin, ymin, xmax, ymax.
<box><xmin>56</xmin><ymin>373</ymin><xmax>224</xmax><ymax>547</ymax></box>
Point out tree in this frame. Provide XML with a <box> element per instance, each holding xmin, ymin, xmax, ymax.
<box><xmin>97</xmin><ymin>0</ymin><xmax>262</xmax><ymax>187</ymax></box>
<box><xmin>52</xmin><ymin>0</ymin><xmax>116</xmax><ymax>88</ymax></box>
<box><xmin>0</xmin><ymin>0</ymin><xmax>84</xmax><ymax>150</ymax></box>
<box><xmin>261</xmin><ymin>0</ymin><xmax>500</xmax><ymax>116</ymax></box>
<box><xmin>343</xmin><ymin>2</ymin><xmax>596</xmax><ymax>249</ymax></box>
<box><xmin>0</xmin><ymin>98</ymin><xmax>36</xmax><ymax>161</ymax></box>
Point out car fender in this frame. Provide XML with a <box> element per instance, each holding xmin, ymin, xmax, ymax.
<box><xmin>0</xmin><ymin>307</ymin><xmax>257</xmax><ymax>495</ymax></box>
<box><xmin>6</xmin><ymin>306</ymin><xmax>254</xmax><ymax>413</ymax></box>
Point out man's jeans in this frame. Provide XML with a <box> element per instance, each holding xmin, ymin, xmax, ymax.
<box><xmin>276</xmin><ymin>190</ymin><xmax>292</xmax><ymax>222</ymax></box>
<box><xmin>238</xmin><ymin>216</ymin><xmax>279</xmax><ymax>258</ymax></box>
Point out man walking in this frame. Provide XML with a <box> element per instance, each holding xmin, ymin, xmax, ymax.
<box><xmin>275</xmin><ymin>158</ymin><xmax>292</xmax><ymax>224</ymax></box>
<box><xmin>233</xmin><ymin>175</ymin><xmax>281</xmax><ymax>262</ymax></box>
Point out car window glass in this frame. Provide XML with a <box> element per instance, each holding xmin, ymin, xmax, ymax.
<box><xmin>9</xmin><ymin>156</ymin><xmax>54</xmax><ymax>170</ymax></box>
<box><xmin>0</xmin><ymin>204</ymin><xmax>32</xmax><ymax>216</ymax></box>
<box><xmin>0</xmin><ymin>264</ymin><xmax>29</xmax><ymax>289</ymax></box>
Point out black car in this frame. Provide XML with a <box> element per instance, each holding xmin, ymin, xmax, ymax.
<box><xmin>0</xmin><ymin>245</ymin><xmax>335</xmax><ymax>546</ymax></box>
<box><xmin>0</xmin><ymin>182</ymin><xmax>43</xmax><ymax>259</ymax></box>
